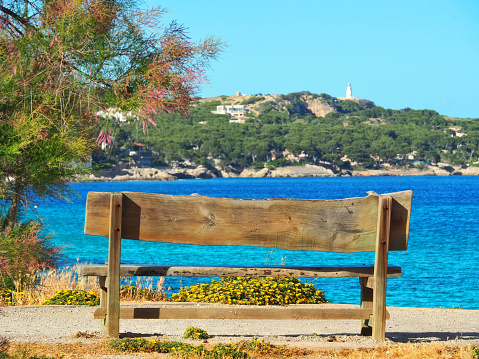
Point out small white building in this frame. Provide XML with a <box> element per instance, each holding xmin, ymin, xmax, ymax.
<box><xmin>211</xmin><ymin>105</ymin><xmax>250</xmax><ymax>117</ymax></box>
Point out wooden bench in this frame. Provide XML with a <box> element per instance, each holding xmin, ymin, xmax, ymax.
<box><xmin>78</xmin><ymin>190</ymin><xmax>412</xmax><ymax>341</ymax></box>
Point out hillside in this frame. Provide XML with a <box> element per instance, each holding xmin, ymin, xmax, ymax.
<box><xmin>94</xmin><ymin>91</ymin><xmax>479</xmax><ymax>178</ymax></box>
<box><xmin>200</xmin><ymin>92</ymin><xmax>338</xmax><ymax>117</ymax></box>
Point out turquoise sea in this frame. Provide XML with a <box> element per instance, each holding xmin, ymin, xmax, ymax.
<box><xmin>32</xmin><ymin>176</ymin><xmax>479</xmax><ymax>309</ymax></box>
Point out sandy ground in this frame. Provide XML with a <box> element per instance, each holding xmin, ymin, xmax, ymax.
<box><xmin>1</xmin><ymin>303</ymin><xmax>478</xmax><ymax>349</ymax></box>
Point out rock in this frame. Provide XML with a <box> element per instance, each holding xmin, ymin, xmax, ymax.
<box><xmin>220</xmin><ymin>170</ymin><xmax>231</xmax><ymax>178</ymax></box>
<box><xmin>430</xmin><ymin>167</ymin><xmax>451</xmax><ymax>176</ymax></box>
<box><xmin>461</xmin><ymin>166</ymin><xmax>479</xmax><ymax>175</ymax></box>
<box><xmin>239</xmin><ymin>168</ymin><xmax>270</xmax><ymax>178</ymax></box>
<box><xmin>306</xmin><ymin>97</ymin><xmax>335</xmax><ymax>117</ymax></box>
<box><xmin>79</xmin><ymin>162</ymin><xmax>479</xmax><ymax>182</ymax></box>
<box><xmin>186</xmin><ymin>165</ymin><xmax>216</xmax><ymax>179</ymax></box>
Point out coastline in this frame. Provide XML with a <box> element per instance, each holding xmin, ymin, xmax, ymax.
<box><xmin>78</xmin><ymin>163</ymin><xmax>479</xmax><ymax>182</ymax></box>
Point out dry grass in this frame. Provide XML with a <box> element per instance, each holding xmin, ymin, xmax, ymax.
<box><xmin>0</xmin><ymin>265</ymin><xmax>168</xmax><ymax>306</ymax></box>
<box><xmin>0</xmin><ymin>266</ymin><xmax>99</xmax><ymax>306</ymax></box>
<box><xmin>3</xmin><ymin>341</ymin><xmax>476</xmax><ymax>359</ymax></box>
<box><xmin>320</xmin><ymin>342</ymin><xmax>475</xmax><ymax>358</ymax></box>
<box><xmin>6</xmin><ymin>340</ymin><xmax>121</xmax><ymax>359</ymax></box>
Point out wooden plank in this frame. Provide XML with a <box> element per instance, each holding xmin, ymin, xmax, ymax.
<box><xmin>84</xmin><ymin>191</ymin><xmax>412</xmax><ymax>253</ymax></box>
<box><xmin>106</xmin><ymin>193</ymin><xmax>123</xmax><ymax>338</ymax></box>
<box><xmin>78</xmin><ymin>264</ymin><xmax>402</xmax><ymax>278</ymax></box>
<box><xmin>93</xmin><ymin>306</ymin><xmax>390</xmax><ymax>320</ymax></box>
<box><xmin>384</xmin><ymin>190</ymin><xmax>413</xmax><ymax>251</ymax></box>
<box><xmin>372</xmin><ymin>196</ymin><xmax>391</xmax><ymax>342</ymax></box>
<box><xmin>86</xmin><ymin>192</ymin><xmax>379</xmax><ymax>252</ymax></box>
<box><xmin>359</xmin><ymin>277</ymin><xmax>373</xmax><ymax>336</ymax></box>
<box><xmin>98</xmin><ymin>276</ymin><xmax>107</xmax><ymax>332</ymax></box>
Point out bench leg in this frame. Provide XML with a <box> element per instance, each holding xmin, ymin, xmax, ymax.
<box><xmin>98</xmin><ymin>276</ymin><xmax>107</xmax><ymax>332</ymax></box>
<box><xmin>359</xmin><ymin>277</ymin><xmax>373</xmax><ymax>336</ymax></box>
<box><xmin>105</xmin><ymin>193</ymin><xmax>123</xmax><ymax>338</ymax></box>
<box><xmin>372</xmin><ymin>196</ymin><xmax>391</xmax><ymax>342</ymax></box>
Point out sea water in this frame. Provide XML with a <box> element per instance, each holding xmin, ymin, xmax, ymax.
<box><xmin>31</xmin><ymin>176</ymin><xmax>479</xmax><ymax>309</ymax></box>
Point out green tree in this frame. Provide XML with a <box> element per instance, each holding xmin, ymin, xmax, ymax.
<box><xmin>0</xmin><ymin>0</ymin><xmax>223</xmax><ymax>228</ymax></box>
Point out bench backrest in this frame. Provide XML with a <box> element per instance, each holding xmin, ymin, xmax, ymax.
<box><xmin>84</xmin><ymin>190</ymin><xmax>412</xmax><ymax>253</ymax></box>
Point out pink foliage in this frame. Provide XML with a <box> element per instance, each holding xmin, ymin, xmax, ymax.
<box><xmin>96</xmin><ymin>129</ymin><xmax>113</xmax><ymax>148</ymax></box>
<box><xmin>0</xmin><ymin>223</ymin><xmax>61</xmax><ymax>290</ymax></box>
<box><xmin>0</xmin><ymin>0</ymin><xmax>222</xmax><ymax>147</ymax></box>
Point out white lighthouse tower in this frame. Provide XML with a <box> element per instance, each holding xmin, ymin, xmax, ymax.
<box><xmin>346</xmin><ymin>83</ymin><xmax>352</xmax><ymax>99</ymax></box>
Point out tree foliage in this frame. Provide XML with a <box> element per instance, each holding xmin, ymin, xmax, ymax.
<box><xmin>0</xmin><ymin>0</ymin><xmax>223</xmax><ymax>227</ymax></box>
<box><xmin>107</xmin><ymin>93</ymin><xmax>479</xmax><ymax>171</ymax></box>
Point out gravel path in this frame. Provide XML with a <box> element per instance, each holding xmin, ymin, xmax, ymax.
<box><xmin>1</xmin><ymin>304</ymin><xmax>479</xmax><ymax>348</ymax></box>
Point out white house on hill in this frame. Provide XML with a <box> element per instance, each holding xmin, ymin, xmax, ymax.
<box><xmin>211</xmin><ymin>105</ymin><xmax>250</xmax><ymax>117</ymax></box>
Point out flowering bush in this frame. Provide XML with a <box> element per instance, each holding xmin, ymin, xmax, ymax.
<box><xmin>110</xmin><ymin>337</ymin><xmax>304</xmax><ymax>358</ymax></box>
<box><xmin>111</xmin><ymin>338</ymin><xmax>248</xmax><ymax>358</ymax></box>
<box><xmin>0</xmin><ymin>287</ymin><xmax>17</xmax><ymax>306</ymax></box>
<box><xmin>42</xmin><ymin>289</ymin><xmax>99</xmax><ymax>306</ymax></box>
<box><xmin>183</xmin><ymin>327</ymin><xmax>210</xmax><ymax>340</ymax></box>
<box><xmin>171</xmin><ymin>276</ymin><xmax>330</xmax><ymax>305</ymax></box>
<box><xmin>111</xmin><ymin>338</ymin><xmax>196</xmax><ymax>354</ymax></box>
<box><xmin>0</xmin><ymin>220</ymin><xmax>61</xmax><ymax>291</ymax></box>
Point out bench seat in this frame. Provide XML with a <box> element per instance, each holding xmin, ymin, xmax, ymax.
<box><xmin>78</xmin><ymin>264</ymin><xmax>401</xmax><ymax>278</ymax></box>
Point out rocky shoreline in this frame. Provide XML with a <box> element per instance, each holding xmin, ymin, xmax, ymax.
<box><xmin>79</xmin><ymin>163</ymin><xmax>479</xmax><ymax>182</ymax></box>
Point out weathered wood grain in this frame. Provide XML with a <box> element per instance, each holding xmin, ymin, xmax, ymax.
<box><xmin>84</xmin><ymin>191</ymin><xmax>412</xmax><ymax>252</ymax></box>
<box><xmin>106</xmin><ymin>193</ymin><xmax>122</xmax><ymax>338</ymax></box>
<box><xmin>93</xmin><ymin>306</ymin><xmax>390</xmax><ymax>320</ymax></box>
<box><xmin>383</xmin><ymin>190</ymin><xmax>412</xmax><ymax>251</ymax></box>
<box><xmin>98</xmin><ymin>276</ymin><xmax>107</xmax><ymax>332</ymax></box>
<box><xmin>78</xmin><ymin>264</ymin><xmax>402</xmax><ymax>278</ymax></box>
<box><xmin>360</xmin><ymin>274</ymin><xmax>374</xmax><ymax>335</ymax></box>
<box><xmin>372</xmin><ymin>196</ymin><xmax>391</xmax><ymax>341</ymax></box>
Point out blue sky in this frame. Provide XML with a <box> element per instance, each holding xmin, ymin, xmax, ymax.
<box><xmin>147</xmin><ymin>0</ymin><xmax>479</xmax><ymax>119</ymax></box>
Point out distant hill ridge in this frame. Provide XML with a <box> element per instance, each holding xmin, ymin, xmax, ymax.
<box><xmin>200</xmin><ymin>91</ymin><xmax>377</xmax><ymax>119</ymax></box>
<box><xmin>201</xmin><ymin>91</ymin><xmax>476</xmax><ymax>121</ymax></box>
<box><xmin>94</xmin><ymin>90</ymin><xmax>479</xmax><ymax>177</ymax></box>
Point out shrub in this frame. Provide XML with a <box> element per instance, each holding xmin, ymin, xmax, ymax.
<box><xmin>415</xmin><ymin>163</ymin><xmax>427</xmax><ymax>170</ymax></box>
<box><xmin>183</xmin><ymin>327</ymin><xmax>209</xmax><ymax>340</ymax></box>
<box><xmin>0</xmin><ymin>288</ymin><xmax>15</xmax><ymax>306</ymax></box>
<box><xmin>111</xmin><ymin>338</ymin><xmax>198</xmax><ymax>354</ymax></box>
<box><xmin>250</xmin><ymin>161</ymin><xmax>265</xmax><ymax>170</ymax></box>
<box><xmin>42</xmin><ymin>289</ymin><xmax>99</xmax><ymax>306</ymax></box>
<box><xmin>171</xmin><ymin>276</ymin><xmax>330</xmax><ymax>305</ymax></box>
<box><xmin>41</xmin><ymin>284</ymin><xmax>166</xmax><ymax>306</ymax></box>
<box><xmin>111</xmin><ymin>338</ymin><xmax>249</xmax><ymax>358</ymax></box>
<box><xmin>0</xmin><ymin>220</ymin><xmax>61</xmax><ymax>291</ymax></box>
<box><xmin>111</xmin><ymin>337</ymin><xmax>306</xmax><ymax>358</ymax></box>
<box><xmin>206</xmin><ymin>343</ymin><xmax>249</xmax><ymax>359</ymax></box>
